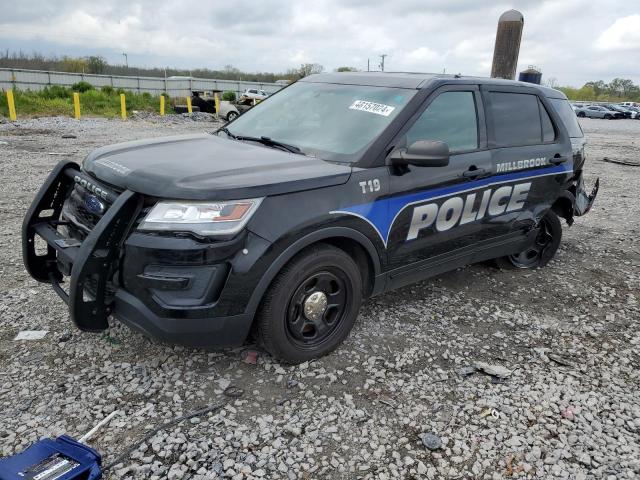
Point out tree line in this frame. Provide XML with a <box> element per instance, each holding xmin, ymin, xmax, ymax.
<box><xmin>557</xmin><ymin>78</ymin><xmax>640</xmax><ymax>102</ymax></box>
<box><xmin>0</xmin><ymin>51</ymin><xmax>326</xmax><ymax>83</ymax></box>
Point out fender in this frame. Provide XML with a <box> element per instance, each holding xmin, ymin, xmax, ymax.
<box><xmin>244</xmin><ymin>226</ymin><xmax>383</xmax><ymax>317</ymax></box>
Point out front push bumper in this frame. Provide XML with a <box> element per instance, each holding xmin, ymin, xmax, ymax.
<box><xmin>22</xmin><ymin>161</ymin><xmax>254</xmax><ymax>348</ymax></box>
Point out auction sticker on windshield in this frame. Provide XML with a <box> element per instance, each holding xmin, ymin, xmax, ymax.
<box><xmin>349</xmin><ymin>100</ymin><xmax>396</xmax><ymax>116</ymax></box>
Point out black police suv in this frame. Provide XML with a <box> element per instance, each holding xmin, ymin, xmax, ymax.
<box><xmin>23</xmin><ymin>72</ymin><xmax>599</xmax><ymax>363</ymax></box>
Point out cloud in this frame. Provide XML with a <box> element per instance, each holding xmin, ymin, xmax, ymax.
<box><xmin>0</xmin><ymin>0</ymin><xmax>638</xmax><ymax>85</ymax></box>
<box><xmin>596</xmin><ymin>15</ymin><xmax>640</xmax><ymax>52</ymax></box>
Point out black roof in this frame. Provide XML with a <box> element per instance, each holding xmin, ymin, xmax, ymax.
<box><xmin>301</xmin><ymin>72</ymin><xmax>567</xmax><ymax>99</ymax></box>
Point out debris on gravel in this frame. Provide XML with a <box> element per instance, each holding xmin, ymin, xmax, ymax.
<box><xmin>420</xmin><ymin>433</ymin><xmax>443</xmax><ymax>451</ymax></box>
<box><xmin>1</xmin><ymin>116</ymin><xmax>639</xmax><ymax>479</ymax></box>
<box><xmin>473</xmin><ymin>361</ymin><xmax>512</xmax><ymax>379</ymax></box>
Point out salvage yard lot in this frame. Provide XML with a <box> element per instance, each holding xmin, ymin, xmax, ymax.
<box><xmin>0</xmin><ymin>116</ymin><xmax>639</xmax><ymax>479</ymax></box>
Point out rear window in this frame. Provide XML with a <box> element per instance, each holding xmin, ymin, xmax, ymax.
<box><xmin>490</xmin><ymin>92</ymin><xmax>545</xmax><ymax>147</ymax></box>
<box><xmin>549</xmin><ymin>98</ymin><xmax>584</xmax><ymax>138</ymax></box>
<box><xmin>539</xmin><ymin>99</ymin><xmax>556</xmax><ymax>142</ymax></box>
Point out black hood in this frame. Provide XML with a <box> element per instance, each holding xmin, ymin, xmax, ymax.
<box><xmin>82</xmin><ymin>134</ymin><xmax>352</xmax><ymax>200</ymax></box>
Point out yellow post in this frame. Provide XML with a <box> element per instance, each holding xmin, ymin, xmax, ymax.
<box><xmin>186</xmin><ymin>96</ymin><xmax>192</xmax><ymax>114</ymax></box>
<box><xmin>6</xmin><ymin>90</ymin><xmax>17</xmax><ymax>121</ymax></box>
<box><xmin>120</xmin><ymin>93</ymin><xmax>127</xmax><ymax>120</ymax></box>
<box><xmin>159</xmin><ymin>95</ymin><xmax>165</xmax><ymax>116</ymax></box>
<box><xmin>214</xmin><ymin>93</ymin><xmax>221</xmax><ymax>116</ymax></box>
<box><xmin>73</xmin><ymin>92</ymin><xmax>81</xmax><ymax>119</ymax></box>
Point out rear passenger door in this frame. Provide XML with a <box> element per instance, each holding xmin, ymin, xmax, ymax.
<box><xmin>481</xmin><ymin>86</ymin><xmax>572</xmax><ymax>236</ymax></box>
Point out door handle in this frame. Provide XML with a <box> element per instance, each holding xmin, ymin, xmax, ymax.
<box><xmin>550</xmin><ymin>155</ymin><xmax>567</xmax><ymax>165</ymax></box>
<box><xmin>462</xmin><ymin>167</ymin><xmax>488</xmax><ymax>179</ymax></box>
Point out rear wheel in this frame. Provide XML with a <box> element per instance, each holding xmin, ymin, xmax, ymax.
<box><xmin>495</xmin><ymin>211</ymin><xmax>562</xmax><ymax>269</ymax></box>
<box><xmin>604</xmin><ymin>114</ymin><xmax>612</xmax><ymax>120</ymax></box>
<box><xmin>256</xmin><ymin>244</ymin><xmax>363</xmax><ymax>364</ymax></box>
<box><xmin>577</xmin><ymin>111</ymin><xmax>586</xmax><ymax>118</ymax></box>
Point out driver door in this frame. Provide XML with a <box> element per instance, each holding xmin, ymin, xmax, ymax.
<box><xmin>384</xmin><ymin>85</ymin><xmax>496</xmax><ymax>287</ymax></box>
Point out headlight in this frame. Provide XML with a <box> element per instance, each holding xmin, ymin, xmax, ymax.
<box><xmin>138</xmin><ymin>198</ymin><xmax>263</xmax><ymax>236</ymax></box>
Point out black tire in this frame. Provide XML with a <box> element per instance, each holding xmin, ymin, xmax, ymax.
<box><xmin>226</xmin><ymin>111</ymin><xmax>239</xmax><ymax>122</ymax></box>
<box><xmin>495</xmin><ymin>210</ymin><xmax>562</xmax><ymax>269</ymax></box>
<box><xmin>577</xmin><ymin>112</ymin><xmax>586</xmax><ymax>118</ymax></box>
<box><xmin>256</xmin><ymin>244</ymin><xmax>363</xmax><ymax>364</ymax></box>
<box><xmin>604</xmin><ymin>114</ymin><xmax>612</xmax><ymax>120</ymax></box>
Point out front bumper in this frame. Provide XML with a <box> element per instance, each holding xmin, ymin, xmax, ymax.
<box><xmin>22</xmin><ymin>161</ymin><xmax>258</xmax><ymax>348</ymax></box>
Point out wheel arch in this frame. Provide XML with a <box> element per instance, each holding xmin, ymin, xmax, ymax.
<box><xmin>552</xmin><ymin>190</ymin><xmax>575</xmax><ymax>226</ymax></box>
<box><xmin>245</xmin><ymin>227</ymin><xmax>383</xmax><ymax>318</ymax></box>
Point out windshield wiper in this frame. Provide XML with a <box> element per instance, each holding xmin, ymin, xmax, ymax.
<box><xmin>217</xmin><ymin>128</ymin><xmax>303</xmax><ymax>155</ymax></box>
<box><xmin>244</xmin><ymin>136</ymin><xmax>303</xmax><ymax>155</ymax></box>
<box><xmin>217</xmin><ymin>126</ymin><xmax>237</xmax><ymax>139</ymax></box>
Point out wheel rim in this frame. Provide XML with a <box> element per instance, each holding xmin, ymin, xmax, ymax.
<box><xmin>285</xmin><ymin>269</ymin><xmax>349</xmax><ymax>348</ymax></box>
<box><xmin>228</xmin><ymin>112</ymin><xmax>238</xmax><ymax>121</ymax></box>
<box><xmin>508</xmin><ymin>217</ymin><xmax>555</xmax><ymax>268</ymax></box>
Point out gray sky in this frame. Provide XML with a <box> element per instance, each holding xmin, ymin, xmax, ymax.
<box><xmin>0</xmin><ymin>0</ymin><xmax>638</xmax><ymax>86</ymax></box>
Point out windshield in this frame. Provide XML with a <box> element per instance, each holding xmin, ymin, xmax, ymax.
<box><xmin>224</xmin><ymin>81</ymin><xmax>417</xmax><ymax>162</ymax></box>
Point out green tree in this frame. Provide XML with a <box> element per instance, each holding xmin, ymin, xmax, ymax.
<box><xmin>336</xmin><ymin>66</ymin><xmax>358</xmax><ymax>72</ymax></box>
<box><xmin>85</xmin><ymin>56</ymin><xmax>107</xmax><ymax>74</ymax></box>
<box><xmin>608</xmin><ymin>78</ymin><xmax>637</xmax><ymax>97</ymax></box>
<box><xmin>584</xmin><ymin>80</ymin><xmax>606</xmax><ymax>97</ymax></box>
<box><xmin>60</xmin><ymin>56</ymin><xmax>87</xmax><ymax>73</ymax></box>
<box><xmin>287</xmin><ymin>63</ymin><xmax>324</xmax><ymax>79</ymax></box>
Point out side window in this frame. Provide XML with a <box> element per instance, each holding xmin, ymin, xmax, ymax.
<box><xmin>539</xmin><ymin>99</ymin><xmax>556</xmax><ymax>142</ymax></box>
<box><xmin>490</xmin><ymin>92</ymin><xmax>541</xmax><ymax>147</ymax></box>
<box><xmin>405</xmin><ymin>91</ymin><xmax>478</xmax><ymax>152</ymax></box>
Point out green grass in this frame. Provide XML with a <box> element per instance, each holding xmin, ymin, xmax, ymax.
<box><xmin>0</xmin><ymin>87</ymin><xmax>171</xmax><ymax>119</ymax></box>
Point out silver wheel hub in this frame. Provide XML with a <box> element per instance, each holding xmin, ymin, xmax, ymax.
<box><xmin>303</xmin><ymin>291</ymin><xmax>328</xmax><ymax>321</ymax></box>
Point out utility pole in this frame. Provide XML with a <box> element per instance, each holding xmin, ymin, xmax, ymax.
<box><xmin>367</xmin><ymin>59</ymin><xmax>370</xmax><ymax>72</ymax></box>
<box><xmin>122</xmin><ymin>53</ymin><xmax>128</xmax><ymax>68</ymax></box>
<box><xmin>379</xmin><ymin>54</ymin><xmax>387</xmax><ymax>72</ymax></box>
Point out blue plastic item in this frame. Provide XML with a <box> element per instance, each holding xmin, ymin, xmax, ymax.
<box><xmin>0</xmin><ymin>435</ymin><xmax>101</xmax><ymax>480</ymax></box>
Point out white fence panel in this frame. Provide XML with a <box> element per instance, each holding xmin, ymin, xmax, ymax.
<box><xmin>0</xmin><ymin>68</ymin><xmax>283</xmax><ymax>99</ymax></box>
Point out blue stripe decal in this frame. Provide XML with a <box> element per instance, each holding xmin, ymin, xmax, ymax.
<box><xmin>333</xmin><ymin>164</ymin><xmax>571</xmax><ymax>246</ymax></box>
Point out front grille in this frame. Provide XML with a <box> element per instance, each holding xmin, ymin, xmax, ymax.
<box><xmin>61</xmin><ymin>182</ymin><xmax>111</xmax><ymax>239</ymax></box>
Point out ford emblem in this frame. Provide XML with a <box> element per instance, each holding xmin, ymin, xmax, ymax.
<box><xmin>84</xmin><ymin>194</ymin><xmax>105</xmax><ymax>215</ymax></box>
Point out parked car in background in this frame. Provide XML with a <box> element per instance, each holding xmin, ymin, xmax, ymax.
<box><xmin>241</xmin><ymin>88</ymin><xmax>269</xmax><ymax>101</ymax></box>
<box><xmin>604</xmin><ymin>104</ymin><xmax>632</xmax><ymax>119</ymax></box>
<box><xmin>191</xmin><ymin>91</ymin><xmax>240</xmax><ymax>121</ymax></box>
<box><xmin>620</xmin><ymin>102</ymin><xmax>639</xmax><ymax>108</ymax></box>
<box><xmin>275</xmin><ymin>79</ymin><xmax>291</xmax><ymax>86</ymax></box>
<box><xmin>625</xmin><ymin>106</ymin><xmax>640</xmax><ymax>119</ymax></box>
<box><xmin>578</xmin><ymin>105</ymin><xmax>621</xmax><ymax>119</ymax></box>
<box><xmin>572</xmin><ymin>104</ymin><xmax>589</xmax><ymax>116</ymax></box>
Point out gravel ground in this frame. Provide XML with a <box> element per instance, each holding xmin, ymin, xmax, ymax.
<box><xmin>0</xmin><ymin>115</ymin><xmax>639</xmax><ymax>480</ymax></box>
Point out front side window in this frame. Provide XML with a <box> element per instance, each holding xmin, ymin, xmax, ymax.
<box><xmin>226</xmin><ymin>81</ymin><xmax>417</xmax><ymax>162</ymax></box>
<box><xmin>404</xmin><ymin>91</ymin><xmax>478</xmax><ymax>152</ymax></box>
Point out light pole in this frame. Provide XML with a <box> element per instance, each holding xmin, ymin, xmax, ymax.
<box><xmin>122</xmin><ymin>53</ymin><xmax>128</xmax><ymax>68</ymax></box>
<box><xmin>379</xmin><ymin>54</ymin><xmax>387</xmax><ymax>72</ymax></box>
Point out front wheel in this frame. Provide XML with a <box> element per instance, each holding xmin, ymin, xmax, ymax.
<box><xmin>495</xmin><ymin>211</ymin><xmax>562</xmax><ymax>269</ymax></box>
<box><xmin>256</xmin><ymin>244</ymin><xmax>363</xmax><ymax>364</ymax></box>
<box><xmin>604</xmin><ymin>114</ymin><xmax>612</xmax><ymax>120</ymax></box>
<box><xmin>577</xmin><ymin>112</ymin><xmax>586</xmax><ymax>118</ymax></box>
<box><xmin>226</xmin><ymin>111</ymin><xmax>239</xmax><ymax>122</ymax></box>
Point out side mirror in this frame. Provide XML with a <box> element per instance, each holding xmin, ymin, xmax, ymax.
<box><xmin>390</xmin><ymin>140</ymin><xmax>450</xmax><ymax>167</ymax></box>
